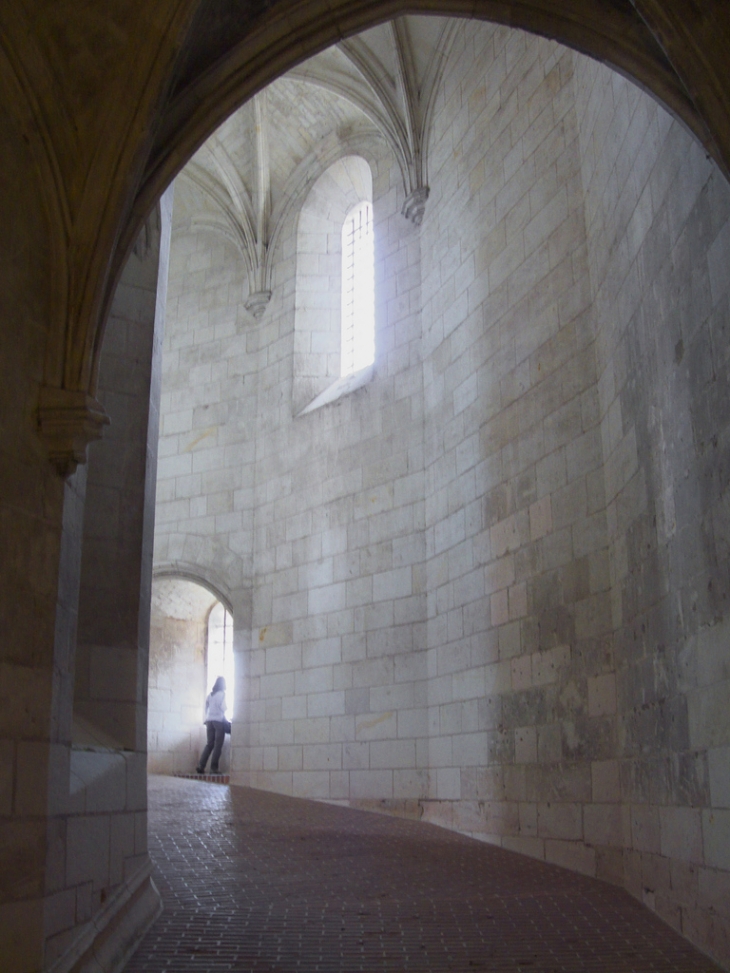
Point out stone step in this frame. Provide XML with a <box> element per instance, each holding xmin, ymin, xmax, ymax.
<box><xmin>174</xmin><ymin>772</ymin><xmax>230</xmax><ymax>785</ymax></box>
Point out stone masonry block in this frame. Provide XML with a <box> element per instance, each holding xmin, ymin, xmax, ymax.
<box><xmin>703</xmin><ymin>809</ymin><xmax>730</xmax><ymax>870</ymax></box>
<box><xmin>529</xmin><ymin>496</ymin><xmax>552</xmax><ymax>541</ymax></box>
<box><xmin>660</xmin><ymin>806</ymin><xmax>703</xmax><ymax>864</ymax></box>
<box><xmin>592</xmin><ymin>760</ymin><xmax>621</xmax><ymax>802</ymax></box>
<box><xmin>709</xmin><ymin>747</ymin><xmax>730</xmax><ymax>808</ymax></box>
<box><xmin>538</xmin><ymin>802</ymin><xmax>582</xmax><ymax>840</ymax></box>
<box><xmin>515</xmin><ymin>726</ymin><xmax>537</xmax><ymax>764</ymax></box>
<box><xmin>689</xmin><ymin>680</ymin><xmax>730</xmax><ymax>749</ymax></box>
<box><xmin>491</xmin><ymin>589</ymin><xmax>509</xmax><ymax>626</ymax></box>
<box><xmin>511</xmin><ymin>655</ymin><xmax>532</xmax><ymax>691</ymax></box>
<box><xmin>484</xmin><ymin>555</ymin><xmax>515</xmax><ymax>593</ymax></box>
<box><xmin>584</xmin><ymin>803</ymin><xmax>628</xmax><ymax>847</ymax></box>
<box><xmin>66</xmin><ymin>815</ymin><xmax>110</xmax><ymax>889</ymax></box>
<box><xmin>587</xmin><ymin>673</ymin><xmax>616</xmax><ymax>716</ymax></box>
<box><xmin>545</xmin><ymin>839</ymin><xmax>596</xmax><ymax>877</ymax></box>
<box><xmin>350</xmin><ymin>770</ymin><xmax>394</xmax><ymax>800</ymax></box>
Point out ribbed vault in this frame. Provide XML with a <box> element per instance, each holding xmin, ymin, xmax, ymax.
<box><xmin>1</xmin><ymin>0</ymin><xmax>728</xmax><ymax>472</ymax></box>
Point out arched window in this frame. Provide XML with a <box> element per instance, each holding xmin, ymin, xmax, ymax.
<box><xmin>341</xmin><ymin>201</ymin><xmax>374</xmax><ymax>377</ymax></box>
<box><xmin>207</xmin><ymin>602</ymin><xmax>235</xmax><ymax>716</ymax></box>
<box><xmin>293</xmin><ymin>156</ymin><xmax>375</xmax><ymax>416</ymax></box>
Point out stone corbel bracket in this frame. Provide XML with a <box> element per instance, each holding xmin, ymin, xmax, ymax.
<box><xmin>38</xmin><ymin>386</ymin><xmax>110</xmax><ymax>478</ymax></box>
<box><xmin>245</xmin><ymin>290</ymin><xmax>272</xmax><ymax>319</ymax></box>
<box><xmin>402</xmin><ymin>186</ymin><xmax>429</xmax><ymax>226</ymax></box>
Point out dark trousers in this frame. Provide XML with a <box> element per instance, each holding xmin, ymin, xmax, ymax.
<box><xmin>198</xmin><ymin>721</ymin><xmax>225</xmax><ymax>772</ymax></box>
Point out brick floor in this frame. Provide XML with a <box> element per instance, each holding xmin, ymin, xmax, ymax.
<box><xmin>125</xmin><ymin>776</ymin><xmax>721</xmax><ymax>972</ymax></box>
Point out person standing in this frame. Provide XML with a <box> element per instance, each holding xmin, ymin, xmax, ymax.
<box><xmin>196</xmin><ymin>676</ymin><xmax>227</xmax><ymax>774</ymax></box>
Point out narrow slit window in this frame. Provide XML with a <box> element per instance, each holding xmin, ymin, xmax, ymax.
<box><xmin>341</xmin><ymin>201</ymin><xmax>375</xmax><ymax>376</ymax></box>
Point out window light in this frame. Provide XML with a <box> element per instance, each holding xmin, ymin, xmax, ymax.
<box><xmin>341</xmin><ymin>201</ymin><xmax>375</xmax><ymax>376</ymax></box>
<box><xmin>207</xmin><ymin>603</ymin><xmax>235</xmax><ymax>716</ymax></box>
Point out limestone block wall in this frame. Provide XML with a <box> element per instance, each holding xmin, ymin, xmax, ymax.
<box><xmin>573</xmin><ymin>53</ymin><xmax>730</xmax><ymax>964</ymax></box>
<box><xmin>0</xmin><ymin>95</ymin><xmax>64</xmax><ymax>973</ymax></box>
<box><xmin>153</xmin><ymin>185</ymin><xmax>263</xmax><ymax>786</ymax></box>
<box><xmin>155</xmin><ymin>137</ymin><xmax>427</xmax><ymax>804</ymax></box>
<box><xmin>419</xmin><ymin>25</ymin><xmax>610</xmax><ymax>868</ymax></box>
<box><xmin>153</xmin><ymin>226</ymin><xmax>254</xmax><ymax>597</ymax></box>
<box><xmin>153</xmin><ymin>22</ymin><xmax>730</xmax><ymax>968</ymax></box>
<box><xmin>242</xmin><ymin>141</ymin><xmax>427</xmax><ymax>802</ymax></box>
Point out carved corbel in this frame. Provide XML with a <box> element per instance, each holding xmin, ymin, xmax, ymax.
<box><xmin>402</xmin><ymin>186</ymin><xmax>429</xmax><ymax>226</ymax></box>
<box><xmin>245</xmin><ymin>290</ymin><xmax>272</xmax><ymax>319</ymax></box>
<box><xmin>37</xmin><ymin>386</ymin><xmax>110</xmax><ymax>477</ymax></box>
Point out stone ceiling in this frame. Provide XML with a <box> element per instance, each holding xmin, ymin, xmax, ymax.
<box><xmin>173</xmin><ymin>16</ymin><xmax>457</xmax><ymax>317</ymax></box>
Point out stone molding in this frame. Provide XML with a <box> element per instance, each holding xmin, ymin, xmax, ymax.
<box><xmin>245</xmin><ymin>290</ymin><xmax>272</xmax><ymax>319</ymax></box>
<box><xmin>296</xmin><ymin>363</ymin><xmax>374</xmax><ymax>416</ymax></box>
<box><xmin>37</xmin><ymin>386</ymin><xmax>110</xmax><ymax>478</ymax></box>
<box><xmin>47</xmin><ymin>859</ymin><xmax>162</xmax><ymax>973</ymax></box>
<box><xmin>402</xmin><ymin>185</ymin><xmax>430</xmax><ymax>225</ymax></box>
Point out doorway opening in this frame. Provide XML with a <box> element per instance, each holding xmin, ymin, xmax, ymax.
<box><xmin>147</xmin><ymin>575</ymin><xmax>233</xmax><ymax>775</ymax></box>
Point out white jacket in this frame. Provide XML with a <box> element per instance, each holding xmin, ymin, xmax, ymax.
<box><xmin>204</xmin><ymin>689</ymin><xmax>226</xmax><ymax>723</ymax></box>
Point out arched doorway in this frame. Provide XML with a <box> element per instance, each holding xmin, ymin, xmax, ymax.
<box><xmin>148</xmin><ymin>576</ymin><xmax>234</xmax><ymax>775</ymax></box>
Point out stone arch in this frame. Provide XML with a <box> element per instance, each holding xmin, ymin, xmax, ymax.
<box><xmin>32</xmin><ymin>3</ymin><xmax>730</xmax><ymax>477</ymax></box>
<box><xmin>153</xmin><ymin>565</ymin><xmax>234</xmax><ymax>616</ymax></box>
<box><xmin>134</xmin><ymin>0</ymin><xmax>726</xmax><ymax>243</ymax></box>
<box><xmin>147</xmin><ymin>574</ymin><xmax>233</xmax><ymax>775</ymax></box>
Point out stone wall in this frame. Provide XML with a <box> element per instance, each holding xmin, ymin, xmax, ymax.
<box><xmin>155</xmin><ymin>135</ymin><xmax>427</xmax><ymax>802</ymax></box>
<box><xmin>154</xmin><ymin>23</ymin><xmax>730</xmax><ymax>967</ymax></box>
<box><xmin>418</xmin><ymin>24</ymin><xmax>609</xmax><ymax>866</ymax></box>
<box><xmin>0</xmin><ymin>92</ymin><xmax>62</xmax><ymax>973</ymax></box>
<box><xmin>37</xmin><ymin>196</ymin><xmax>173</xmax><ymax>972</ymax></box>
<box><xmin>245</xmin><ymin>142</ymin><xmax>426</xmax><ymax>802</ymax></box>
<box><xmin>574</xmin><ymin>52</ymin><xmax>730</xmax><ymax>963</ymax></box>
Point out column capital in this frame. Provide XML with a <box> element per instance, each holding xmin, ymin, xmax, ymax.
<box><xmin>402</xmin><ymin>186</ymin><xmax>430</xmax><ymax>227</ymax></box>
<box><xmin>245</xmin><ymin>290</ymin><xmax>272</xmax><ymax>319</ymax></box>
<box><xmin>37</xmin><ymin>386</ymin><xmax>110</xmax><ymax>477</ymax></box>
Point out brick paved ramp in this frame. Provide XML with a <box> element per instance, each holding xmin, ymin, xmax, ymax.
<box><xmin>125</xmin><ymin>776</ymin><xmax>721</xmax><ymax>972</ymax></box>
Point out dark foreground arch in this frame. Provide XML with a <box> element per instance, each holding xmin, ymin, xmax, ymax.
<box><xmin>2</xmin><ymin>0</ymin><xmax>726</xmax><ymax>469</ymax></box>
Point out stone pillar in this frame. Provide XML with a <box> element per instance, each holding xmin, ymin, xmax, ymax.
<box><xmin>74</xmin><ymin>195</ymin><xmax>171</xmax><ymax>753</ymax></box>
<box><xmin>0</xmin><ymin>97</ymin><xmax>89</xmax><ymax>973</ymax></box>
<box><xmin>43</xmin><ymin>186</ymin><xmax>173</xmax><ymax>973</ymax></box>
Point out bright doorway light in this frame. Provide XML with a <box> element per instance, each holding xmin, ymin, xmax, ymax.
<box><xmin>207</xmin><ymin>603</ymin><xmax>235</xmax><ymax>717</ymax></box>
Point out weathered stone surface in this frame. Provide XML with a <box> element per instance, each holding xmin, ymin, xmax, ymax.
<box><xmin>4</xmin><ymin>3</ymin><xmax>730</xmax><ymax>970</ymax></box>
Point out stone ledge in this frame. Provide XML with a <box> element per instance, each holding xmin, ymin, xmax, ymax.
<box><xmin>296</xmin><ymin>363</ymin><xmax>374</xmax><ymax>417</ymax></box>
<box><xmin>37</xmin><ymin>386</ymin><xmax>110</xmax><ymax>477</ymax></box>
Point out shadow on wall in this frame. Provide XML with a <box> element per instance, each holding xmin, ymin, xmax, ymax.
<box><xmin>147</xmin><ymin>576</ymin><xmax>232</xmax><ymax>774</ymax></box>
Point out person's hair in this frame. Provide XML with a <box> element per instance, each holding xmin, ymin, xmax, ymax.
<box><xmin>211</xmin><ymin>676</ymin><xmax>226</xmax><ymax>694</ymax></box>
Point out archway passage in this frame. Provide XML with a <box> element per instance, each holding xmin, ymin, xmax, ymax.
<box><xmin>127</xmin><ymin>776</ymin><xmax>724</xmax><ymax>973</ymax></box>
<box><xmin>152</xmin><ymin>15</ymin><xmax>730</xmax><ymax>972</ymax></box>
<box><xmin>148</xmin><ymin>577</ymin><xmax>233</xmax><ymax>776</ymax></box>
